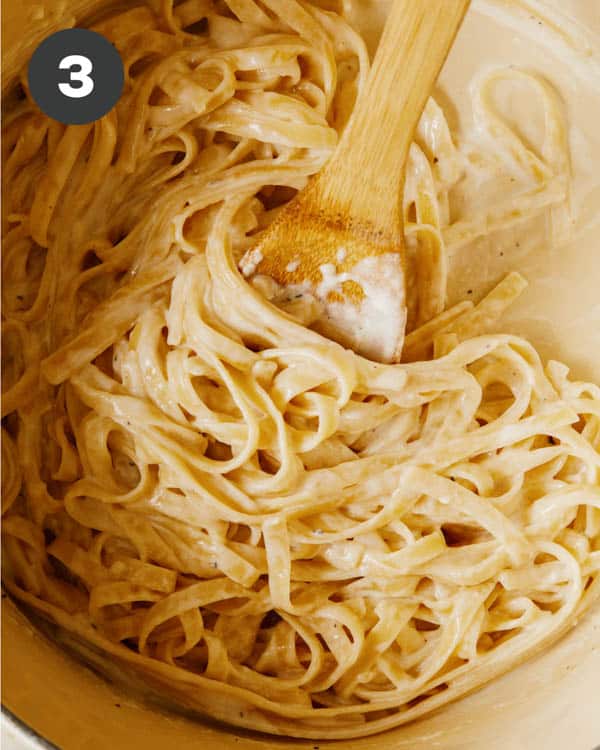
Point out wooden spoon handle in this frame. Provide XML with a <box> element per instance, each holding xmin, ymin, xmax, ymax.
<box><xmin>320</xmin><ymin>0</ymin><xmax>470</xmax><ymax>227</ymax></box>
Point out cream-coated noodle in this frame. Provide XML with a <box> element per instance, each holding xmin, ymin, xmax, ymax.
<box><xmin>2</xmin><ymin>0</ymin><xmax>599</xmax><ymax>740</ymax></box>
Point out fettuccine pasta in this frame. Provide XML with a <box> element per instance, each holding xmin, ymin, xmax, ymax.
<box><xmin>2</xmin><ymin>0</ymin><xmax>599</xmax><ymax>740</ymax></box>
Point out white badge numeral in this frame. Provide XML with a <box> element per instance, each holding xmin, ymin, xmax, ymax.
<box><xmin>58</xmin><ymin>55</ymin><xmax>94</xmax><ymax>98</ymax></box>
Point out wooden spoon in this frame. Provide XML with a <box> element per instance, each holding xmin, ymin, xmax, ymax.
<box><xmin>240</xmin><ymin>0</ymin><xmax>470</xmax><ymax>362</ymax></box>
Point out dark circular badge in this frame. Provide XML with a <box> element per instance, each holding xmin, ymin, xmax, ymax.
<box><xmin>27</xmin><ymin>29</ymin><xmax>124</xmax><ymax>125</ymax></box>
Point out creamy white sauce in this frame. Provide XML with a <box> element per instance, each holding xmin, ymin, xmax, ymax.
<box><xmin>239</xmin><ymin>248</ymin><xmax>263</xmax><ymax>277</ymax></box>
<box><xmin>313</xmin><ymin>254</ymin><xmax>406</xmax><ymax>362</ymax></box>
<box><xmin>252</xmin><ymin>254</ymin><xmax>406</xmax><ymax>362</ymax></box>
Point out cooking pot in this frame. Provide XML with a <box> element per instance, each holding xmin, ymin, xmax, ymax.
<box><xmin>2</xmin><ymin>1</ymin><xmax>600</xmax><ymax>747</ymax></box>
